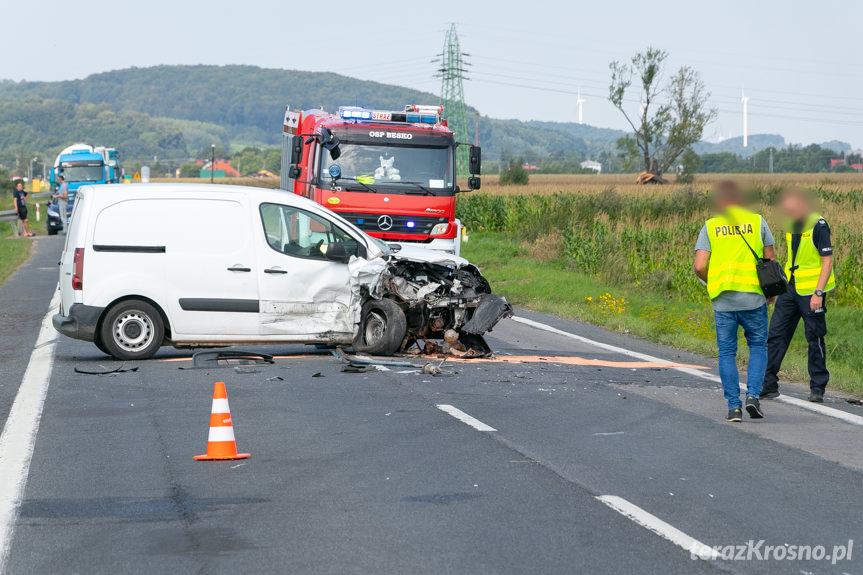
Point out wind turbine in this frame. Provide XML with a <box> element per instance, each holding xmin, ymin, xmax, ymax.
<box><xmin>577</xmin><ymin>89</ymin><xmax>585</xmax><ymax>125</ymax></box>
<box><xmin>741</xmin><ymin>88</ymin><xmax>750</xmax><ymax>148</ymax></box>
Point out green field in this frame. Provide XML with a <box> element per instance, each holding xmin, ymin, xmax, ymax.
<box><xmin>458</xmin><ymin>174</ymin><xmax>863</xmax><ymax>396</ymax></box>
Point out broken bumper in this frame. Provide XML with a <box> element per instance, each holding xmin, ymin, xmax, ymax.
<box><xmin>52</xmin><ymin>304</ymin><xmax>104</xmax><ymax>342</ymax></box>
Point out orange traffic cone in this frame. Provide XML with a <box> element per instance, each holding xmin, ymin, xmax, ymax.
<box><xmin>194</xmin><ymin>382</ymin><xmax>251</xmax><ymax>461</ymax></box>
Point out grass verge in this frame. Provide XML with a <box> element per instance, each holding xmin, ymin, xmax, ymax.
<box><xmin>464</xmin><ymin>232</ymin><xmax>863</xmax><ymax>397</ymax></box>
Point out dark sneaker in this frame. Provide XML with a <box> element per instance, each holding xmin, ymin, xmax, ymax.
<box><xmin>809</xmin><ymin>391</ymin><xmax>824</xmax><ymax>403</ymax></box>
<box><xmin>759</xmin><ymin>388</ymin><xmax>780</xmax><ymax>399</ymax></box>
<box><xmin>726</xmin><ymin>408</ymin><xmax>743</xmax><ymax>423</ymax></box>
<box><xmin>745</xmin><ymin>396</ymin><xmax>764</xmax><ymax>419</ymax></box>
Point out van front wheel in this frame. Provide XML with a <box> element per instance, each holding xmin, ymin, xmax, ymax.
<box><xmin>352</xmin><ymin>299</ymin><xmax>407</xmax><ymax>356</ymax></box>
<box><xmin>99</xmin><ymin>300</ymin><xmax>165</xmax><ymax>360</ymax></box>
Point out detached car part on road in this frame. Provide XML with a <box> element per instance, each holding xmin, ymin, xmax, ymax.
<box><xmin>53</xmin><ymin>184</ymin><xmax>511</xmax><ymax>360</ymax></box>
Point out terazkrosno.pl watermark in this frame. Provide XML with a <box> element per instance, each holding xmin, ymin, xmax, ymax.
<box><xmin>690</xmin><ymin>539</ymin><xmax>854</xmax><ymax>564</ymax></box>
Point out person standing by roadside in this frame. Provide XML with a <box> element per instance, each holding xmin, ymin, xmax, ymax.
<box><xmin>53</xmin><ymin>175</ymin><xmax>69</xmax><ymax>231</ymax></box>
<box><xmin>761</xmin><ymin>188</ymin><xmax>835</xmax><ymax>403</ymax></box>
<box><xmin>693</xmin><ymin>181</ymin><xmax>776</xmax><ymax>422</ymax></box>
<box><xmin>12</xmin><ymin>180</ymin><xmax>34</xmax><ymax>237</ymax></box>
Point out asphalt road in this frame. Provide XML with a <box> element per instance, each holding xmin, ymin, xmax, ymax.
<box><xmin>2</xmin><ymin>236</ymin><xmax>862</xmax><ymax>575</ymax></box>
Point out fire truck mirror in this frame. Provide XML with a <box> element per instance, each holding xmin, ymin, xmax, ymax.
<box><xmin>288</xmin><ymin>165</ymin><xmax>301</xmax><ymax>179</ymax></box>
<box><xmin>469</xmin><ymin>146</ymin><xmax>482</xmax><ymax>175</ymax></box>
<box><xmin>320</xmin><ymin>127</ymin><xmax>342</xmax><ymax>161</ymax></box>
<box><xmin>290</xmin><ymin>137</ymin><xmax>303</xmax><ymax>165</ymax></box>
<box><xmin>468</xmin><ymin>176</ymin><xmax>481</xmax><ymax>191</ymax></box>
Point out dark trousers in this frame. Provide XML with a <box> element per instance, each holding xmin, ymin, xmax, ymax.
<box><xmin>763</xmin><ymin>289</ymin><xmax>829</xmax><ymax>393</ymax></box>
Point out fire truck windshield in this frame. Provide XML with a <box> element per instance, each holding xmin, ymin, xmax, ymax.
<box><xmin>322</xmin><ymin>143</ymin><xmax>454</xmax><ymax>194</ymax></box>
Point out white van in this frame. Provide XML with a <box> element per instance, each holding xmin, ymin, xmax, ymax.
<box><xmin>53</xmin><ymin>184</ymin><xmax>509</xmax><ymax>360</ymax></box>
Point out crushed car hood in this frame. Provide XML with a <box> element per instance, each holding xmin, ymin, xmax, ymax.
<box><xmin>386</xmin><ymin>242</ymin><xmax>470</xmax><ymax>268</ymax></box>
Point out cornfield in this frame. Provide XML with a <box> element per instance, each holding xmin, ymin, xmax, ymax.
<box><xmin>457</xmin><ymin>175</ymin><xmax>863</xmax><ymax>308</ymax></box>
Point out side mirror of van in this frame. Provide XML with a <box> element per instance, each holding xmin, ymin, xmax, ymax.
<box><xmin>325</xmin><ymin>242</ymin><xmax>349</xmax><ymax>263</ymax></box>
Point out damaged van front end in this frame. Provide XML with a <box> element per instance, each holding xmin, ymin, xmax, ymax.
<box><xmin>351</xmin><ymin>243</ymin><xmax>512</xmax><ymax>357</ymax></box>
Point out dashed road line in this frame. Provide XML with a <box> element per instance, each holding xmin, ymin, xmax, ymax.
<box><xmin>0</xmin><ymin>290</ymin><xmax>60</xmax><ymax>574</ymax></box>
<box><xmin>436</xmin><ymin>404</ymin><xmax>497</xmax><ymax>432</ymax></box>
<box><xmin>597</xmin><ymin>495</ymin><xmax>719</xmax><ymax>561</ymax></box>
<box><xmin>513</xmin><ymin>316</ymin><xmax>863</xmax><ymax>427</ymax></box>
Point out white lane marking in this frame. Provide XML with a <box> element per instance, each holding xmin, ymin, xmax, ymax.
<box><xmin>775</xmin><ymin>394</ymin><xmax>863</xmax><ymax>426</ymax></box>
<box><xmin>436</xmin><ymin>404</ymin><xmax>497</xmax><ymax>432</ymax></box>
<box><xmin>593</xmin><ymin>431</ymin><xmax>625</xmax><ymax>436</ymax></box>
<box><xmin>0</xmin><ymin>289</ymin><xmax>61</xmax><ymax>573</ymax></box>
<box><xmin>597</xmin><ymin>495</ymin><xmax>719</xmax><ymax>560</ymax></box>
<box><xmin>513</xmin><ymin>316</ymin><xmax>863</xmax><ymax>427</ymax></box>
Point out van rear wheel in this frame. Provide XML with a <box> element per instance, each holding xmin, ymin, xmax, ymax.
<box><xmin>99</xmin><ymin>300</ymin><xmax>164</xmax><ymax>360</ymax></box>
<box><xmin>352</xmin><ymin>299</ymin><xmax>407</xmax><ymax>356</ymax></box>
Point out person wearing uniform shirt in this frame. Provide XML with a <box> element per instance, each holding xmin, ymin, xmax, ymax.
<box><xmin>694</xmin><ymin>181</ymin><xmax>776</xmax><ymax>422</ymax></box>
<box><xmin>761</xmin><ymin>188</ymin><xmax>835</xmax><ymax>403</ymax></box>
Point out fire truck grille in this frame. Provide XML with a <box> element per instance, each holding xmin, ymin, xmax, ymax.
<box><xmin>343</xmin><ymin>213</ymin><xmax>448</xmax><ymax>235</ymax></box>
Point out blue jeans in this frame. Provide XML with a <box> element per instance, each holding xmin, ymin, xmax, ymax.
<box><xmin>714</xmin><ymin>306</ymin><xmax>768</xmax><ymax>409</ymax></box>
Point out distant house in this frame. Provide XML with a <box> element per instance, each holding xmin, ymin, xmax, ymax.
<box><xmin>522</xmin><ymin>162</ymin><xmax>540</xmax><ymax>171</ymax></box>
<box><xmin>831</xmin><ymin>158</ymin><xmax>846</xmax><ymax>168</ymax></box>
<box><xmin>852</xmin><ymin>164</ymin><xmax>863</xmax><ymax>172</ymax></box>
<box><xmin>200</xmin><ymin>160</ymin><xmax>241</xmax><ymax>179</ymax></box>
<box><xmin>580</xmin><ymin>160</ymin><xmax>602</xmax><ymax>174</ymax></box>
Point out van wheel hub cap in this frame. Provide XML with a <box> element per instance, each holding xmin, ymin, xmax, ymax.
<box><xmin>364</xmin><ymin>311</ymin><xmax>387</xmax><ymax>344</ymax></box>
<box><xmin>114</xmin><ymin>311</ymin><xmax>153</xmax><ymax>352</ymax></box>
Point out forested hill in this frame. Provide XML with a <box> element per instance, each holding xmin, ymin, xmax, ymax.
<box><xmin>0</xmin><ymin>65</ymin><xmax>848</xmax><ymax>166</ymax></box>
<box><xmin>0</xmin><ymin>65</ymin><xmax>622</xmax><ymax>162</ymax></box>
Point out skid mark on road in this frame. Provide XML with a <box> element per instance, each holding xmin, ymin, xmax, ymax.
<box><xmin>0</xmin><ymin>289</ymin><xmax>60</xmax><ymax>574</ymax></box>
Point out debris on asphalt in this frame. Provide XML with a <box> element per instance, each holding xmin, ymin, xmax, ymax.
<box><xmin>342</xmin><ymin>363</ymin><xmax>376</xmax><ymax>373</ymax></box>
<box><xmin>181</xmin><ymin>350</ymin><xmax>274</xmax><ymax>369</ymax></box>
<box><xmin>233</xmin><ymin>366</ymin><xmax>261</xmax><ymax>374</ymax></box>
<box><xmin>312</xmin><ymin>372</ymin><xmax>325</xmax><ymax>378</ymax></box>
<box><xmin>846</xmin><ymin>398</ymin><xmax>863</xmax><ymax>407</ymax></box>
<box><xmin>266</xmin><ymin>376</ymin><xmax>284</xmax><ymax>381</ymax></box>
<box><xmin>332</xmin><ymin>347</ymin><xmax>415</xmax><ymax>368</ymax></box>
<box><xmin>74</xmin><ymin>363</ymin><xmax>138</xmax><ymax>376</ymax></box>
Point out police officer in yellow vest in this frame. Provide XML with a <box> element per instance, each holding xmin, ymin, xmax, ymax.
<box><xmin>694</xmin><ymin>182</ymin><xmax>776</xmax><ymax>422</ymax></box>
<box><xmin>761</xmin><ymin>188</ymin><xmax>835</xmax><ymax>403</ymax></box>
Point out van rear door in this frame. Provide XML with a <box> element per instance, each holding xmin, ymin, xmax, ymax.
<box><xmin>58</xmin><ymin>188</ymin><xmax>90</xmax><ymax>316</ymax></box>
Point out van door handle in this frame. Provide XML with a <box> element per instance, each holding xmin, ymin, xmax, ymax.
<box><xmin>264</xmin><ymin>268</ymin><xmax>288</xmax><ymax>275</ymax></box>
<box><xmin>227</xmin><ymin>265</ymin><xmax>251</xmax><ymax>272</ymax></box>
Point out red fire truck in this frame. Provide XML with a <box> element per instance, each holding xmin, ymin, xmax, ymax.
<box><xmin>279</xmin><ymin>105</ymin><xmax>481</xmax><ymax>255</ymax></box>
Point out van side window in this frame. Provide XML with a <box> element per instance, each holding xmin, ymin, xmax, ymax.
<box><xmin>259</xmin><ymin>203</ymin><xmax>364</xmax><ymax>261</ymax></box>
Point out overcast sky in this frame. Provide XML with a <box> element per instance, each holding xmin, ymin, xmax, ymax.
<box><xmin>5</xmin><ymin>0</ymin><xmax>862</xmax><ymax>148</ymax></box>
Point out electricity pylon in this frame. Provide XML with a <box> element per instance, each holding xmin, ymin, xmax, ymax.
<box><xmin>435</xmin><ymin>24</ymin><xmax>471</xmax><ymax>174</ymax></box>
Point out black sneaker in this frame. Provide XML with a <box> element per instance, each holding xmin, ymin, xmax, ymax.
<box><xmin>726</xmin><ymin>408</ymin><xmax>743</xmax><ymax>423</ymax></box>
<box><xmin>809</xmin><ymin>391</ymin><xmax>824</xmax><ymax>403</ymax></box>
<box><xmin>745</xmin><ymin>396</ymin><xmax>764</xmax><ymax>419</ymax></box>
<box><xmin>759</xmin><ymin>388</ymin><xmax>780</xmax><ymax>399</ymax></box>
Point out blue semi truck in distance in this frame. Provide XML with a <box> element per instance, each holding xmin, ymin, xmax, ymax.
<box><xmin>49</xmin><ymin>143</ymin><xmax>122</xmax><ymax>209</ymax></box>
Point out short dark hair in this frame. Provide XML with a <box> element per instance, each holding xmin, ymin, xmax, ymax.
<box><xmin>58</xmin><ymin>175</ymin><xmax>65</xmax><ymax>181</ymax></box>
<box><xmin>14</xmin><ymin>180</ymin><xmax>24</xmax><ymax>188</ymax></box>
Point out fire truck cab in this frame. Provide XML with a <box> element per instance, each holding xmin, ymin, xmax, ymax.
<box><xmin>280</xmin><ymin>105</ymin><xmax>481</xmax><ymax>256</ymax></box>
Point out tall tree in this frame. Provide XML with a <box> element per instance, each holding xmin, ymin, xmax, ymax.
<box><xmin>609</xmin><ymin>48</ymin><xmax>716</xmax><ymax>181</ymax></box>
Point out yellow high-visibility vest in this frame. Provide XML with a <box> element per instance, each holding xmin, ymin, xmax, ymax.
<box><xmin>785</xmin><ymin>213</ymin><xmax>835</xmax><ymax>295</ymax></box>
<box><xmin>705</xmin><ymin>207</ymin><xmax>765</xmax><ymax>300</ymax></box>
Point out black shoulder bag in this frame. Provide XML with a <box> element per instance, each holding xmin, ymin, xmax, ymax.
<box><xmin>736</xmin><ymin>226</ymin><xmax>787</xmax><ymax>298</ymax></box>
